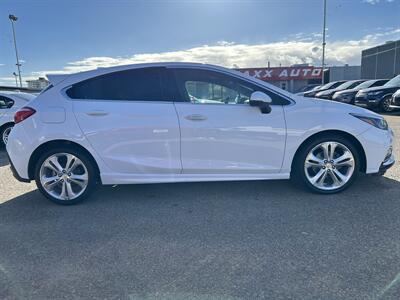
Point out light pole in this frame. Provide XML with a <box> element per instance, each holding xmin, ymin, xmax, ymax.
<box><xmin>12</xmin><ymin>72</ymin><xmax>18</xmax><ymax>87</ymax></box>
<box><xmin>9</xmin><ymin>14</ymin><xmax>23</xmax><ymax>88</ymax></box>
<box><xmin>321</xmin><ymin>0</ymin><xmax>327</xmax><ymax>84</ymax></box>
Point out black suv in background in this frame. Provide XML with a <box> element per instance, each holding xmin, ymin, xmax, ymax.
<box><xmin>332</xmin><ymin>79</ymin><xmax>389</xmax><ymax>104</ymax></box>
<box><xmin>315</xmin><ymin>80</ymin><xmax>365</xmax><ymax>100</ymax></box>
<box><xmin>355</xmin><ymin>75</ymin><xmax>400</xmax><ymax>112</ymax></box>
<box><xmin>303</xmin><ymin>80</ymin><xmax>346</xmax><ymax>98</ymax></box>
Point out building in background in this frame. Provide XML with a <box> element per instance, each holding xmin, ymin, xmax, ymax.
<box><xmin>26</xmin><ymin>77</ymin><xmax>49</xmax><ymax>91</ymax></box>
<box><xmin>327</xmin><ymin>65</ymin><xmax>361</xmax><ymax>82</ymax></box>
<box><xmin>236</xmin><ymin>66</ymin><xmax>323</xmax><ymax>93</ymax></box>
<box><xmin>361</xmin><ymin>40</ymin><xmax>400</xmax><ymax>79</ymax></box>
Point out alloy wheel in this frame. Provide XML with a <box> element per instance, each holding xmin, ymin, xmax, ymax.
<box><xmin>304</xmin><ymin>142</ymin><xmax>355</xmax><ymax>191</ymax></box>
<box><xmin>382</xmin><ymin>98</ymin><xmax>393</xmax><ymax>112</ymax></box>
<box><xmin>39</xmin><ymin>153</ymin><xmax>89</xmax><ymax>201</ymax></box>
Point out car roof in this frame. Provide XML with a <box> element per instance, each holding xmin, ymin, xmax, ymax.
<box><xmin>46</xmin><ymin>62</ymin><xmax>295</xmax><ymax>99</ymax></box>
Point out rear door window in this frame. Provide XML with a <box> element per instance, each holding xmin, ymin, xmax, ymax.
<box><xmin>66</xmin><ymin>67</ymin><xmax>166</xmax><ymax>101</ymax></box>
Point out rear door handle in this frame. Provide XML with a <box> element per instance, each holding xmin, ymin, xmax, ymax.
<box><xmin>86</xmin><ymin>110</ymin><xmax>109</xmax><ymax>116</ymax></box>
<box><xmin>185</xmin><ymin>114</ymin><xmax>207</xmax><ymax>121</ymax></box>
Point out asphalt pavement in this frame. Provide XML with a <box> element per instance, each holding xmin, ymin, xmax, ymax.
<box><xmin>1</xmin><ymin>114</ymin><xmax>400</xmax><ymax>300</ymax></box>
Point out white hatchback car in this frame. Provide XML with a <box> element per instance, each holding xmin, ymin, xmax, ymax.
<box><xmin>6</xmin><ymin>63</ymin><xmax>395</xmax><ymax>204</ymax></box>
<box><xmin>0</xmin><ymin>92</ymin><xmax>35</xmax><ymax>147</ymax></box>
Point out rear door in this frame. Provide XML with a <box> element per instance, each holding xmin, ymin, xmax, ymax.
<box><xmin>70</xmin><ymin>67</ymin><xmax>182</xmax><ymax>175</ymax></box>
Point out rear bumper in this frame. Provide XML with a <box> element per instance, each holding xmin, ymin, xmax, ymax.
<box><xmin>6</xmin><ymin>150</ymin><xmax>30</xmax><ymax>183</ymax></box>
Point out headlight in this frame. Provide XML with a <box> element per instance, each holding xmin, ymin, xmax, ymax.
<box><xmin>367</xmin><ymin>91</ymin><xmax>383</xmax><ymax>96</ymax></box>
<box><xmin>350</xmin><ymin>113</ymin><xmax>388</xmax><ymax>130</ymax></box>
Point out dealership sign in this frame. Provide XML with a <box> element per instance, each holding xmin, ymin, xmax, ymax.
<box><xmin>237</xmin><ymin>67</ymin><xmax>323</xmax><ymax>81</ymax></box>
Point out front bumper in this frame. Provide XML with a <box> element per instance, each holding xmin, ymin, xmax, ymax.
<box><xmin>354</xmin><ymin>96</ymin><xmax>381</xmax><ymax>109</ymax></box>
<box><xmin>378</xmin><ymin>155</ymin><xmax>395</xmax><ymax>174</ymax></box>
<box><xmin>390</xmin><ymin>95</ymin><xmax>400</xmax><ymax>109</ymax></box>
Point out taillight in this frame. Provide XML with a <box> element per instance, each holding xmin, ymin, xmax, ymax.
<box><xmin>14</xmin><ymin>107</ymin><xmax>36</xmax><ymax>124</ymax></box>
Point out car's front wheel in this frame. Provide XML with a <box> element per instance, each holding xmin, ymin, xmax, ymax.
<box><xmin>35</xmin><ymin>148</ymin><xmax>96</xmax><ymax>205</ymax></box>
<box><xmin>380</xmin><ymin>96</ymin><xmax>393</xmax><ymax>113</ymax></box>
<box><xmin>294</xmin><ymin>135</ymin><xmax>360</xmax><ymax>194</ymax></box>
<box><xmin>0</xmin><ymin>123</ymin><xmax>14</xmax><ymax>147</ymax></box>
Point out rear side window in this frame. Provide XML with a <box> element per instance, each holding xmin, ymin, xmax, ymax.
<box><xmin>0</xmin><ymin>96</ymin><xmax>14</xmax><ymax>109</ymax></box>
<box><xmin>66</xmin><ymin>67</ymin><xmax>165</xmax><ymax>101</ymax></box>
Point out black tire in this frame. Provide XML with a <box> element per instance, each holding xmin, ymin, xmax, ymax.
<box><xmin>292</xmin><ymin>134</ymin><xmax>360</xmax><ymax>194</ymax></box>
<box><xmin>0</xmin><ymin>123</ymin><xmax>14</xmax><ymax>148</ymax></box>
<box><xmin>34</xmin><ymin>147</ymin><xmax>97</xmax><ymax>205</ymax></box>
<box><xmin>379</xmin><ymin>96</ymin><xmax>393</xmax><ymax>113</ymax></box>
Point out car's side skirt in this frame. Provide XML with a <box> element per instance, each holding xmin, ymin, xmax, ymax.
<box><xmin>100</xmin><ymin>172</ymin><xmax>291</xmax><ymax>185</ymax></box>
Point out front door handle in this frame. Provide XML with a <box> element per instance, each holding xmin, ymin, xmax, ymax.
<box><xmin>185</xmin><ymin>114</ymin><xmax>207</xmax><ymax>121</ymax></box>
<box><xmin>86</xmin><ymin>110</ymin><xmax>109</xmax><ymax>116</ymax></box>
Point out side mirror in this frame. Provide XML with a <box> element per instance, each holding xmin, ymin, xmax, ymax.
<box><xmin>249</xmin><ymin>91</ymin><xmax>272</xmax><ymax>114</ymax></box>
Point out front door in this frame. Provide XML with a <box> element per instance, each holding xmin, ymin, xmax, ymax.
<box><xmin>171</xmin><ymin>68</ymin><xmax>287</xmax><ymax>175</ymax></box>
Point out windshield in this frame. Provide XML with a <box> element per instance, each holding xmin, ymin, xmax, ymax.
<box><xmin>355</xmin><ymin>80</ymin><xmax>377</xmax><ymax>90</ymax></box>
<box><xmin>335</xmin><ymin>80</ymin><xmax>363</xmax><ymax>90</ymax></box>
<box><xmin>319</xmin><ymin>82</ymin><xmax>338</xmax><ymax>90</ymax></box>
<box><xmin>384</xmin><ymin>75</ymin><xmax>400</xmax><ymax>87</ymax></box>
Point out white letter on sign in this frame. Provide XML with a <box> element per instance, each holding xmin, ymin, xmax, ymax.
<box><xmin>264</xmin><ymin>70</ymin><xmax>273</xmax><ymax>78</ymax></box>
<box><xmin>290</xmin><ymin>69</ymin><xmax>300</xmax><ymax>77</ymax></box>
<box><xmin>254</xmin><ymin>70</ymin><xmax>262</xmax><ymax>78</ymax></box>
<box><xmin>302</xmin><ymin>69</ymin><xmax>311</xmax><ymax>76</ymax></box>
<box><xmin>279</xmin><ymin>69</ymin><xmax>288</xmax><ymax>77</ymax></box>
<box><xmin>311</xmin><ymin>69</ymin><xmax>322</xmax><ymax>76</ymax></box>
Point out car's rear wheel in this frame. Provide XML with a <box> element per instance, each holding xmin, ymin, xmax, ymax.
<box><xmin>380</xmin><ymin>96</ymin><xmax>393</xmax><ymax>113</ymax></box>
<box><xmin>35</xmin><ymin>148</ymin><xmax>96</xmax><ymax>205</ymax></box>
<box><xmin>293</xmin><ymin>135</ymin><xmax>360</xmax><ymax>194</ymax></box>
<box><xmin>0</xmin><ymin>124</ymin><xmax>14</xmax><ymax>147</ymax></box>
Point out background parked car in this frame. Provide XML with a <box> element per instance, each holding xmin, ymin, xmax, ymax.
<box><xmin>0</xmin><ymin>92</ymin><xmax>35</xmax><ymax>147</ymax></box>
<box><xmin>355</xmin><ymin>75</ymin><xmax>400</xmax><ymax>112</ymax></box>
<box><xmin>302</xmin><ymin>80</ymin><xmax>346</xmax><ymax>98</ymax></box>
<box><xmin>315</xmin><ymin>80</ymin><xmax>366</xmax><ymax>100</ymax></box>
<box><xmin>390</xmin><ymin>89</ymin><xmax>400</xmax><ymax>110</ymax></box>
<box><xmin>332</xmin><ymin>79</ymin><xmax>389</xmax><ymax>104</ymax></box>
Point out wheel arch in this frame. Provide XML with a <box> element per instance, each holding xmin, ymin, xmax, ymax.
<box><xmin>28</xmin><ymin>139</ymin><xmax>101</xmax><ymax>183</ymax></box>
<box><xmin>290</xmin><ymin>130</ymin><xmax>367</xmax><ymax>174</ymax></box>
<box><xmin>0</xmin><ymin>122</ymin><xmax>14</xmax><ymax>131</ymax></box>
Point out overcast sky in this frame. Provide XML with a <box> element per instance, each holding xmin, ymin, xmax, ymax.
<box><xmin>0</xmin><ymin>0</ymin><xmax>399</xmax><ymax>86</ymax></box>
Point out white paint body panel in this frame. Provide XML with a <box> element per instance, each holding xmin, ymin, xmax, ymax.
<box><xmin>174</xmin><ymin>102</ymin><xmax>286</xmax><ymax>174</ymax></box>
<box><xmin>73</xmin><ymin>100</ymin><xmax>181</xmax><ymax>174</ymax></box>
<box><xmin>6</xmin><ymin>63</ymin><xmax>395</xmax><ymax>185</ymax></box>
